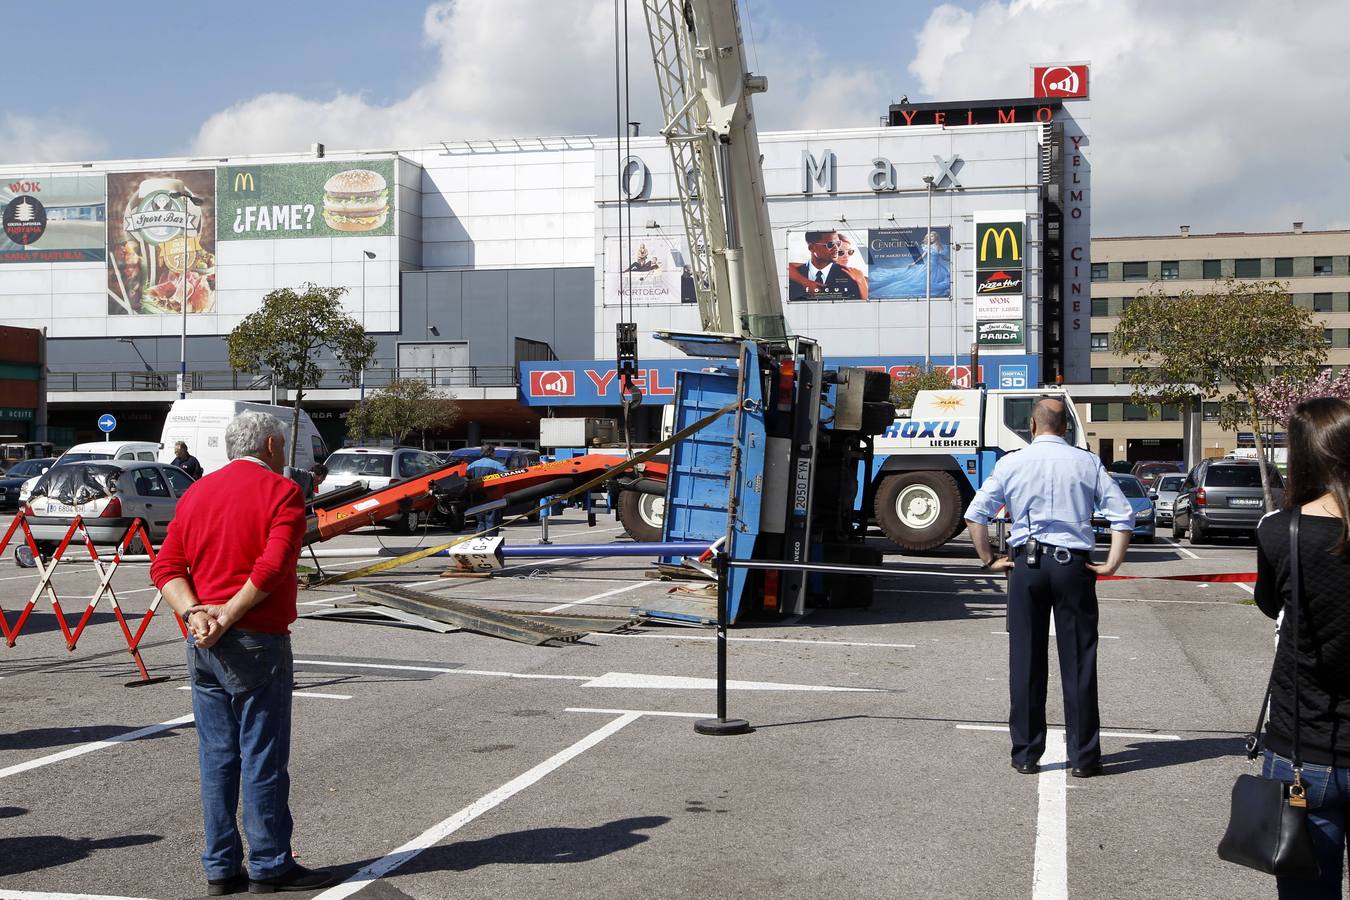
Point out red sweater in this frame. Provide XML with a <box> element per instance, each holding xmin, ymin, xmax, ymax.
<box><xmin>151</xmin><ymin>459</ymin><xmax>306</xmax><ymax>634</ymax></box>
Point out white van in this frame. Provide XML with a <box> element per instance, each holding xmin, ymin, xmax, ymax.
<box><xmin>158</xmin><ymin>400</ymin><xmax>328</xmax><ymax>475</ymax></box>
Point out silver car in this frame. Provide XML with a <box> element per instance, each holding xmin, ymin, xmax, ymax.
<box><xmin>21</xmin><ymin>460</ymin><xmax>196</xmax><ymax>555</ymax></box>
<box><xmin>1152</xmin><ymin>473</ymin><xmax>1186</xmax><ymax>526</ymax></box>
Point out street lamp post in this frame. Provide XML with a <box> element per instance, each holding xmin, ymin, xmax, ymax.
<box><xmin>922</xmin><ymin>175</ymin><xmax>935</xmax><ymax>369</ymax></box>
<box><xmin>360</xmin><ymin>250</ymin><xmax>376</xmax><ymax>404</ymax></box>
<box><xmin>168</xmin><ymin>191</ymin><xmax>203</xmax><ymax>400</ymax></box>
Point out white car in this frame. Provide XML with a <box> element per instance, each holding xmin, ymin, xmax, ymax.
<box><xmin>20</xmin><ymin>460</ymin><xmax>195</xmax><ymax>563</ymax></box>
<box><xmin>320</xmin><ymin>447</ymin><xmax>443</xmax><ymax>532</ymax></box>
<box><xmin>18</xmin><ymin>440</ymin><xmax>162</xmax><ymax>506</ymax></box>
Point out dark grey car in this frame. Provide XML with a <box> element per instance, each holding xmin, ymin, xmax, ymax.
<box><xmin>1172</xmin><ymin>459</ymin><xmax>1283</xmax><ymax>545</ymax></box>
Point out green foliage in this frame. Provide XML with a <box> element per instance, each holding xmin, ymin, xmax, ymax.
<box><xmin>345</xmin><ymin>377</ymin><xmax>460</xmax><ymax>446</ymax></box>
<box><xmin>226</xmin><ymin>283</ymin><xmax>376</xmax><ymax>465</ymax></box>
<box><xmin>890</xmin><ymin>366</ymin><xmax>956</xmax><ymax>411</ymax></box>
<box><xmin>1112</xmin><ymin>277</ymin><xmax>1326</xmax><ymax>508</ymax></box>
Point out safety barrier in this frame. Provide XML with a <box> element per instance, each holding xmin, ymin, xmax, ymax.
<box><xmin>0</xmin><ymin>511</ymin><xmax>186</xmax><ymax>685</ymax></box>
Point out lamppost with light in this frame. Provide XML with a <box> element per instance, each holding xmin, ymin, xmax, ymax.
<box><xmin>168</xmin><ymin>191</ymin><xmax>203</xmax><ymax>400</ymax></box>
<box><xmin>360</xmin><ymin>250</ymin><xmax>375</xmax><ymax>404</ymax></box>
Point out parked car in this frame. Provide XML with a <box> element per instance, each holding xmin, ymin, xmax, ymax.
<box><xmin>318</xmin><ymin>446</ymin><xmax>443</xmax><ymax>532</ymax></box>
<box><xmin>447</xmin><ymin>446</ymin><xmax>542</xmax><ymax>470</ymax></box>
<box><xmin>18</xmin><ymin>460</ymin><xmax>195</xmax><ymax>563</ymax></box>
<box><xmin>1172</xmin><ymin>459</ymin><xmax>1283</xmax><ymax>545</ymax></box>
<box><xmin>1092</xmin><ymin>473</ymin><xmax>1155</xmax><ymax>543</ymax></box>
<box><xmin>1</xmin><ymin>457</ymin><xmax>55</xmax><ymax>510</ymax></box>
<box><xmin>1131</xmin><ymin>460</ymin><xmax>1186</xmax><ymax>489</ymax></box>
<box><xmin>1152</xmin><ymin>473</ymin><xmax>1186</xmax><ymax>527</ymax></box>
<box><xmin>18</xmin><ymin>440</ymin><xmax>163</xmax><ymax>507</ymax></box>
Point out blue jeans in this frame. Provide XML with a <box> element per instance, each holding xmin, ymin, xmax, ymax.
<box><xmin>1265</xmin><ymin>751</ymin><xmax>1350</xmax><ymax>898</ymax></box>
<box><xmin>188</xmin><ymin>630</ymin><xmax>295</xmax><ymax>881</ymax></box>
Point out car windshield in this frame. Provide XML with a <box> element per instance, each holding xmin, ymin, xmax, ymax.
<box><xmin>7</xmin><ymin>459</ymin><xmax>50</xmax><ymax>478</ymax></box>
<box><xmin>58</xmin><ymin>452</ymin><xmax>114</xmax><ymax>464</ymax></box>
<box><xmin>326</xmin><ymin>453</ymin><xmax>392</xmax><ymax>477</ymax></box>
<box><xmin>1156</xmin><ymin>475</ymin><xmax>1185</xmax><ymax>492</ymax></box>
<box><xmin>1207</xmin><ymin>465</ymin><xmax>1278</xmax><ymax>488</ymax></box>
<box><xmin>30</xmin><ymin>464</ymin><xmax>120</xmax><ymax>505</ymax></box>
<box><xmin>1112</xmin><ymin>476</ymin><xmax>1146</xmax><ymax>498</ymax></box>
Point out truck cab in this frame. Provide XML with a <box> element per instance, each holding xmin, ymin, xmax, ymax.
<box><xmin>867</xmin><ymin>387</ymin><xmax>1086</xmax><ymax>551</ymax></box>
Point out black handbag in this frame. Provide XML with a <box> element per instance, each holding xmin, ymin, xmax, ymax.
<box><xmin>1217</xmin><ymin>510</ymin><xmax>1319</xmax><ymax>879</ymax></box>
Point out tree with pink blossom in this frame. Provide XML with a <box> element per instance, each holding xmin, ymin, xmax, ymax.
<box><xmin>1254</xmin><ymin>369</ymin><xmax>1350</xmax><ymax>428</ymax></box>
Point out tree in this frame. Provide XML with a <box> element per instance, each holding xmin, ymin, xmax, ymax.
<box><xmin>890</xmin><ymin>365</ymin><xmax>955</xmax><ymax>412</ymax></box>
<box><xmin>1254</xmin><ymin>368</ymin><xmax>1350</xmax><ymax>428</ymax></box>
<box><xmin>1112</xmin><ymin>278</ymin><xmax>1326</xmax><ymax>511</ymax></box>
<box><xmin>226</xmin><ymin>284</ymin><xmax>376</xmax><ymax>466</ymax></box>
<box><xmin>344</xmin><ymin>377</ymin><xmax>460</xmax><ymax>446</ymax></box>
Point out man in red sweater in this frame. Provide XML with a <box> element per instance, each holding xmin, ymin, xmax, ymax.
<box><xmin>152</xmin><ymin>410</ymin><xmax>336</xmax><ymax>895</ymax></box>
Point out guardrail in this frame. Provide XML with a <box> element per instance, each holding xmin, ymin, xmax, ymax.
<box><xmin>46</xmin><ymin>366</ymin><xmax>519</xmax><ymax>393</ymax></box>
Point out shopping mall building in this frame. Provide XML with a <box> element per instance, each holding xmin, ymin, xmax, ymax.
<box><xmin>0</xmin><ymin>69</ymin><xmax>1092</xmax><ymax>450</ymax></box>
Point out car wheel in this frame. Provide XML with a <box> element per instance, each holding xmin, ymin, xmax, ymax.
<box><xmin>14</xmin><ymin>544</ymin><xmax>35</xmax><ymax>568</ymax></box>
<box><xmin>397</xmin><ymin>508</ymin><xmax>422</xmax><ymax>535</ymax></box>
<box><xmin>1189</xmin><ymin>517</ymin><xmax>1207</xmax><ymax>546</ymax></box>
<box><xmin>1136</xmin><ymin>533</ymin><xmax>1153</xmax><ymax>544</ymax></box>
<box><xmin>1172</xmin><ymin>513</ymin><xmax>1186</xmax><ymax>539</ymax></box>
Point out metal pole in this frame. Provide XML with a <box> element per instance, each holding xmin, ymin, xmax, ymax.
<box><xmin>694</xmin><ymin>553</ymin><xmax>750</xmax><ymax>736</ymax></box>
<box><xmin>360</xmin><ymin>255</ymin><xmax>367</xmax><ymax>405</ymax></box>
<box><xmin>924</xmin><ymin>179</ymin><xmax>933</xmax><ymax>369</ymax></box>
<box><xmin>179</xmin><ymin>210</ymin><xmax>190</xmax><ymax>400</ymax></box>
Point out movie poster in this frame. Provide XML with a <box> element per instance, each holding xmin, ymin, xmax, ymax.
<box><xmin>0</xmin><ymin>174</ymin><xmax>106</xmax><ymax>264</ymax></box>
<box><xmin>785</xmin><ymin>229</ymin><xmax>868</xmax><ymax>301</ymax></box>
<box><xmin>866</xmin><ymin>226</ymin><xmax>951</xmax><ymax>301</ymax></box>
<box><xmin>603</xmin><ymin>236</ymin><xmax>694</xmax><ymax>306</ymax></box>
<box><xmin>217</xmin><ymin>159</ymin><xmax>395</xmax><ymax>241</ymax></box>
<box><xmin>106</xmin><ymin>170</ymin><xmax>216</xmax><ymax>316</ymax></box>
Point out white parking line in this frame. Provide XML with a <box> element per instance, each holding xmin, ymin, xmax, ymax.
<box><xmin>593</xmin><ymin>632</ymin><xmax>917</xmax><ymax>649</ymax></box>
<box><xmin>542</xmin><ymin>582</ymin><xmax>648</xmax><ymax>613</ymax></box>
<box><xmin>175</xmin><ymin>686</ymin><xmax>352</xmax><ymax>700</ymax></box>
<box><xmin>313</xmin><ymin>712</ymin><xmax>641</xmax><ymax>900</ymax></box>
<box><xmin>1163</xmin><ymin>537</ymin><xmax>1201</xmax><ymax>560</ymax></box>
<box><xmin>0</xmin><ymin>713</ymin><xmax>194</xmax><ymax>780</ymax></box>
<box><xmin>295</xmin><ymin>659</ymin><xmax>591</xmax><ymax>681</ymax></box>
<box><xmin>0</xmin><ymin>891</ymin><xmax>159</xmax><ymax>900</ymax></box>
<box><xmin>566</xmin><ymin>706</ymin><xmax>711</xmax><ymax>719</ymax></box>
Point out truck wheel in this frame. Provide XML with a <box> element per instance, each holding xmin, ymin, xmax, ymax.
<box><xmin>619</xmin><ymin>489</ymin><xmax>664</xmax><ymax>543</ymax></box>
<box><xmin>874</xmin><ymin>472</ymin><xmax>963</xmax><ymax>552</ymax></box>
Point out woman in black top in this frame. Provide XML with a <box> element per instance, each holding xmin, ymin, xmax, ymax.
<box><xmin>1256</xmin><ymin>396</ymin><xmax>1350</xmax><ymax>898</ymax></box>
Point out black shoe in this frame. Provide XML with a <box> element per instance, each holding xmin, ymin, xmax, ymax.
<box><xmin>1011</xmin><ymin>760</ymin><xmax>1040</xmax><ymax>775</ymax></box>
<box><xmin>207</xmin><ymin>872</ymin><xmax>247</xmax><ymax>896</ymax></box>
<box><xmin>248</xmin><ymin>864</ymin><xmax>339</xmax><ymax>893</ymax></box>
<box><xmin>1071</xmin><ymin>763</ymin><xmax>1105</xmax><ymax>779</ymax></box>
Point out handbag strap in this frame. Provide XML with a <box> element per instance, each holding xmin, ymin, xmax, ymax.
<box><xmin>1246</xmin><ymin>509</ymin><xmax>1303</xmax><ymax>762</ymax></box>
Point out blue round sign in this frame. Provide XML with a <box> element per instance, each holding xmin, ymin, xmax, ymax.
<box><xmin>97</xmin><ymin>414</ymin><xmax>117</xmax><ymax>433</ymax></box>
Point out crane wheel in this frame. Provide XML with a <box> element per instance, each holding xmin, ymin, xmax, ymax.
<box><xmin>874</xmin><ymin>471</ymin><xmax>963</xmax><ymax>552</ymax></box>
<box><xmin>618</xmin><ymin>489</ymin><xmax>664</xmax><ymax>543</ymax></box>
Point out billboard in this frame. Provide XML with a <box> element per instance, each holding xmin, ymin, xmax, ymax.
<box><xmin>217</xmin><ymin>159</ymin><xmax>395</xmax><ymax>240</ymax></box>
<box><xmin>1033</xmin><ymin>64</ymin><xmax>1089</xmax><ymax>99</ymax></box>
<box><xmin>974</xmin><ymin>293</ymin><xmax>1024</xmax><ymax>321</ymax></box>
<box><xmin>603</xmin><ymin>236</ymin><xmax>693</xmax><ymax>306</ymax></box>
<box><xmin>972</xmin><ymin>212</ymin><xmax>1027</xmax><ymax>339</ymax></box>
<box><xmin>107</xmin><ymin>170</ymin><xmax>216</xmax><ymax>316</ymax></box>
<box><xmin>786</xmin><ymin>227</ymin><xmax>950</xmax><ymax>301</ymax></box>
<box><xmin>0</xmin><ymin>174</ymin><xmax>105</xmax><ymax>264</ymax></box>
<box><xmin>977</xmin><ymin>320</ymin><xmax>1024</xmax><ymax>346</ymax></box>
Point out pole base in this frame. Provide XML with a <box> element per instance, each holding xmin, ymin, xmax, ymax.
<box><xmin>694</xmin><ymin>717</ymin><xmax>751</xmax><ymax>736</ymax></box>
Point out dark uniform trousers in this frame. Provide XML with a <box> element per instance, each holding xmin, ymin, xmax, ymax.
<box><xmin>1007</xmin><ymin>547</ymin><xmax>1102</xmax><ymax>770</ymax></box>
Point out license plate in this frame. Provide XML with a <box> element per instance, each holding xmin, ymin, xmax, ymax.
<box><xmin>47</xmin><ymin>504</ymin><xmax>77</xmax><ymax>514</ymax></box>
<box><xmin>1229</xmin><ymin>497</ymin><xmax>1262</xmax><ymax>507</ymax></box>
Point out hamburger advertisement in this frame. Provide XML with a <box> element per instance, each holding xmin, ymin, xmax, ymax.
<box><xmin>216</xmin><ymin>158</ymin><xmax>395</xmax><ymax>241</ymax></box>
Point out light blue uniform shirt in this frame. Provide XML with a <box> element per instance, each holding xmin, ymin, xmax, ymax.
<box><xmin>964</xmin><ymin>435</ymin><xmax>1134</xmax><ymax>551</ymax></box>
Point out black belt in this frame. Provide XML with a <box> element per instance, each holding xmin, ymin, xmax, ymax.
<box><xmin>1011</xmin><ymin>542</ymin><xmax>1091</xmax><ymax>562</ymax></box>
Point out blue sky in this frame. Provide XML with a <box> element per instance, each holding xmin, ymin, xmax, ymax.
<box><xmin>7</xmin><ymin>0</ymin><xmax>1349</xmax><ymax>235</ymax></box>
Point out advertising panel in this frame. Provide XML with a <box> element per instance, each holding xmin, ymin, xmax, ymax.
<box><xmin>785</xmin><ymin>227</ymin><xmax>950</xmax><ymax>301</ymax></box>
<box><xmin>0</xmin><ymin>174</ymin><xmax>105</xmax><ymax>264</ymax></box>
<box><xmin>976</xmin><ymin>320</ymin><xmax>1024</xmax><ymax>347</ymax></box>
<box><xmin>1033</xmin><ymin>64</ymin><xmax>1089</xmax><ymax>99</ymax></box>
<box><xmin>603</xmin><ymin>236</ymin><xmax>693</xmax><ymax>306</ymax></box>
<box><xmin>974</xmin><ymin>293</ymin><xmax>1024</xmax><ymax>321</ymax></box>
<box><xmin>975</xmin><ymin>220</ymin><xmax>1024</xmax><ymax>270</ymax></box>
<box><xmin>107</xmin><ymin>170</ymin><xmax>216</xmax><ymax>316</ymax></box>
<box><xmin>217</xmin><ymin>159</ymin><xmax>395</xmax><ymax>241</ymax></box>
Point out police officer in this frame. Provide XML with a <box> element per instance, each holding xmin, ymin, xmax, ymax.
<box><xmin>963</xmin><ymin>397</ymin><xmax>1133</xmax><ymax>778</ymax></box>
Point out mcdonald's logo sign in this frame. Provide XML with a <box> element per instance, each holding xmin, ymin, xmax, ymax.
<box><xmin>232</xmin><ymin>171</ymin><xmax>258</xmax><ymax>193</ymax></box>
<box><xmin>976</xmin><ymin>221</ymin><xmax>1023</xmax><ymax>268</ymax></box>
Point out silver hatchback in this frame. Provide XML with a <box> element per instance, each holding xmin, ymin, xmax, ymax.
<box><xmin>22</xmin><ymin>460</ymin><xmax>196</xmax><ymax>552</ymax></box>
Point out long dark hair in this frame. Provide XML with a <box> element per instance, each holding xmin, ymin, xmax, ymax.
<box><xmin>1285</xmin><ymin>396</ymin><xmax>1350</xmax><ymax>553</ymax></box>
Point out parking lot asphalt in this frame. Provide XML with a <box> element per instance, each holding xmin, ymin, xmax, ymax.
<box><xmin>0</xmin><ymin>510</ymin><xmax>1280</xmax><ymax>899</ymax></box>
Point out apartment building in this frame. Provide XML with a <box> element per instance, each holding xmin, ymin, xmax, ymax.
<box><xmin>1084</xmin><ymin>225</ymin><xmax>1350</xmax><ymax>464</ymax></box>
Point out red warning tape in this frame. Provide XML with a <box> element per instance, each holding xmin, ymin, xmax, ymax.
<box><xmin>1096</xmin><ymin>571</ymin><xmax>1257</xmax><ymax>582</ymax></box>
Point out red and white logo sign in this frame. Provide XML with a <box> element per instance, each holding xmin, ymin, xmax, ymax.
<box><xmin>530</xmin><ymin>370</ymin><xmax>575</xmax><ymax>397</ymax></box>
<box><xmin>1033</xmin><ymin>65</ymin><xmax>1089</xmax><ymax>99</ymax></box>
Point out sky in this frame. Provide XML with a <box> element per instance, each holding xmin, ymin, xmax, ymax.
<box><xmin>7</xmin><ymin>0</ymin><xmax>1350</xmax><ymax>236</ymax></box>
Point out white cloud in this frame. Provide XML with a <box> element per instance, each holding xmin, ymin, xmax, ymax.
<box><xmin>0</xmin><ymin>113</ymin><xmax>105</xmax><ymax>166</ymax></box>
<box><xmin>909</xmin><ymin>0</ymin><xmax>1350</xmax><ymax>234</ymax></box>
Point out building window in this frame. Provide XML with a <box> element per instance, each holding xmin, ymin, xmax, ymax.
<box><xmin>1123</xmin><ymin>403</ymin><xmax>1148</xmax><ymax>422</ymax></box>
<box><xmin>1091</xmin><ymin>297</ymin><xmax>1109</xmax><ymax>316</ymax></box>
<box><xmin>1122</xmin><ymin>261</ymin><xmax>1149</xmax><ymax>280</ymax></box>
<box><xmin>1089</xmin><ymin>402</ymin><xmax>1109</xmax><ymax>422</ymax></box>
<box><xmin>1315</xmin><ymin>256</ymin><xmax>1333</xmax><ymax>276</ymax></box>
<box><xmin>1234</xmin><ymin>258</ymin><xmax>1261</xmax><ymax>278</ymax></box>
<box><xmin>1275</xmin><ymin>257</ymin><xmax>1294</xmax><ymax>277</ymax></box>
<box><xmin>1090</xmin><ymin>368</ymin><xmax>1109</xmax><ymax>384</ymax></box>
<box><xmin>1160</xmin><ymin>260</ymin><xmax>1180</xmax><ymax>279</ymax></box>
<box><xmin>1161</xmin><ymin>403</ymin><xmax>1181</xmax><ymax>422</ymax></box>
<box><xmin>1202</xmin><ymin>402</ymin><xmax>1221</xmax><ymax>421</ymax></box>
<box><xmin>1090</xmin><ymin>332</ymin><xmax>1110</xmax><ymax>351</ymax></box>
<box><xmin>1120</xmin><ymin>296</ymin><xmax>1134</xmax><ymax>312</ymax></box>
<box><xmin>1203</xmin><ymin>259</ymin><xmax>1222</xmax><ymax>279</ymax></box>
<box><xmin>1315</xmin><ymin>293</ymin><xmax>1333</xmax><ymax>312</ymax></box>
<box><xmin>1324</xmin><ymin>329</ymin><xmax>1334</xmax><ymax>345</ymax></box>
<box><xmin>1091</xmin><ymin>263</ymin><xmax>1108</xmax><ymax>281</ymax></box>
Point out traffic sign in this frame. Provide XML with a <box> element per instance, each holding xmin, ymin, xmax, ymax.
<box><xmin>97</xmin><ymin>413</ymin><xmax>117</xmax><ymax>433</ymax></box>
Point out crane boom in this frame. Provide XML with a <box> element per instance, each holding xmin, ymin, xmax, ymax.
<box><xmin>641</xmin><ymin>0</ymin><xmax>787</xmax><ymax>343</ymax></box>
